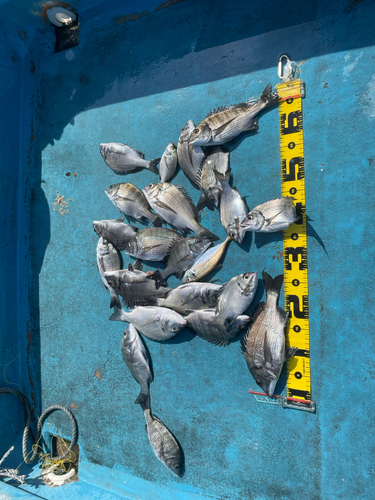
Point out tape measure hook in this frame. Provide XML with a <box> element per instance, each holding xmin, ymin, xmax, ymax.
<box><xmin>278</xmin><ymin>54</ymin><xmax>291</xmax><ymax>79</ymax></box>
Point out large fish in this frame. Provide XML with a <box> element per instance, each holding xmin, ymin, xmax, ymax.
<box><xmin>241</xmin><ymin>197</ymin><xmax>298</xmax><ymax>232</ymax></box>
<box><xmin>105</xmin><ymin>266</ymin><xmax>170</xmax><ymax>307</ymax></box>
<box><xmin>110</xmin><ymin>305</ymin><xmax>186</xmax><ymax>341</ymax></box>
<box><xmin>241</xmin><ymin>271</ymin><xmax>298</xmax><ymax>396</ymax></box>
<box><xmin>121</xmin><ymin>323</ymin><xmax>153</xmax><ymax>408</ymax></box>
<box><xmin>96</xmin><ymin>237</ymin><xmax>121</xmax><ymax>309</ymax></box>
<box><xmin>177</xmin><ymin>120</ymin><xmax>205</xmax><ymax>189</ymax></box>
<box><xmin>196</xmin><ymin>147</ymin><xmax>229</xmax><ymax>210</ymax></box>
<box><xmin>105</xmin><ymin>183</ymin><xmax>163</xmax><ymax>227</ymax></box>
<box><xmin>219</xmin><ymin>170</ymin><xmax>248</xmax><ymax>243</ymax></box>
<box><xmin>142</xmin><ymin>182</ymin><xmax>218</xmax><ymax>241</ymax></box>
<box><xmin>124</xmin><ymin>227</ymin><xmax>183</xmax><ymax>262</ymax></box>
<box><xmin>93</xmin><ymin>218</ymin><xmax>138</xmax><ymax>250</ymax></box>
<box><xmin>155</xmin><ymin>282</ymin><xmax>223</xmax><ymax>315</ymax></box>
<box><xmin>100</xmin><ymin>143</ymin><xmax>160</xmax><ymax>175</ymax></box>
<box><xmin>188</xmin><ymin>83</ymin><xmax>278</xmax><ymax>146</ymax></box>
<box><xmin>159</xmin><ymin>142</ymin><xmax>178</xmax><ymax>183</ymax></box>
<box><xmin>142</xmin><ymin>405</ymin><xmax>183</xmax><ymax>476</ymax></box>
<box><xmin>216</xmin><ymin>272</ymin><xmax>258</xmax><ymax>321</ymax></box>
<box><xmin>148</xmin><ymin>236</ymin><xmax>212</xmax><ymax>289</ymax></box>
<box><xmin>183</xmin><ymin>236</ymin><xmax>231</xmax><ymax>283</ymax></box>
<box><xmin>185</xmin><ymin>309</ymin><xmax>250</xmax><ymax>346</ymax></box>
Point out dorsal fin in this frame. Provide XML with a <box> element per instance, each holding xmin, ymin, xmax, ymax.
<box><xmin>205</xmin><ymin>103</ymin><xmax>247</xmax><ymax>118</ymax></box>
<box><xmin>174</xmin><ymin>185</ymin><xmax>201</xmax><ymax>222</ymax></box>
<box><xmin>128</xmin><ymin>263</ymin><xmax>134</xmax><ymax>271</ymax></box>
<box><xmin>196</xmin><ymin>157</ymin><xmax>207</xmax><ymax>188</ymax></box>
<box><xmin>133</xmin><ymin>259</ymin><xmax>143</xmax><ymax>271</ymax></box>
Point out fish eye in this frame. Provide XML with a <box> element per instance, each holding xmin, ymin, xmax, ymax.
<box><xmin>247</xmin><ymin>214</ymin><xmax>253</xmax><ymax>220</ymax></box>
<box><xmin>171</xmin><ymin>326</ymin><xmax>179</xmax><ymax>332</ymax></box>
<box><xmin>210</xmin><ymin>197</ymin><xmax>215</xmax><ymax>203</ymax></box>
<box><xmin>196</xmin><ymin>237</ymin><xmax>202</xmax><ymax>243</ymax></box>
<box><xmin>236</xmin><ymin>324</ymin><xmax>243</xmax><ymax>330</ymax></box>
<box><xmin>244</xmin><ymin>273</ymin><xmax>249</xmax><ymax>279</ymax></box>
<box><xmin>173</xmin><ymin>464</ymin><xmax>180</xmax><ymax>469</ymax></box>
<box><xmin>149</xmin><ymin>183</ymin><xmax>154</xmax><ymax>188</ymax></box>
<box><xmin>193</xmin><ymin>128</ymin><xmax>200</xmax><ymax>134</ymax></box>
<box><xmin>256</xmin><ymin>379</ymin><xmax>261</xmax><ymax>385</ymax></box>
<box><xmin>212</xmin><ymin>294</ymin><xmax>218</xmax><ymax>301</ymax></box>
<box><xmin>230</xmin><ymin>232</ymin><xmax>235</xmax><ymax>238</ymax></box>
<box><xmin>186</xmin><ymin>277</ymin><xmax>191</xmax><ymax>282</ymax></box>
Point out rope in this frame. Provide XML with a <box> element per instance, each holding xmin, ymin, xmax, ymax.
<box><xmin>0</xmin><ymin>388</ymin><xmax>78</xmax><ymax>464</ymax></box>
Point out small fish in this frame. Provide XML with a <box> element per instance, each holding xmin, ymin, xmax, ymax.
<box><xmin>124</xmin><ymin>227</ymin><xmax>183</xmax><ymax>262</ymax></box>
<box><xmin>183</xmin><ymin>236</ymin><xmax>231</xmax><ymax>283</ymax></box>
<box><xmin>205</xmin><ymin>146</ymin><xmax>230</xmax><ymax>175</ymax></box>
<box><xmin>156</xmin><ymin>282</ymin><xmax>223</xmax><ymax>315</ymax></box>
<box><xmin>143</xmin><ymin>182</ymin><xmax>218</xmax><ymax>240</ymax></box>
<box><xmin>185</xmin><ymin>309</ymin><xmax>250</xmax><ymax>346</ymax></box>
<box><xmin>160</xmin><ymin>142</ymin><xmax>178</xmax><ymax>183</ymax></box>
<box><xmin>121</xmin><ymin>323</ymin><xmax>153</xmax><ymax>408</ymax></box>
<box><xmin>105</xmin><ymin>183</ymin><xmax>163</xmax><ymax>227</ymax></box>
<box><xmin>100</xmin><ymin>143</ymin><xmax>160</xmax><ymax>175</ymax></box>
<box><xmin>196</xmin><ymin>159</ymin><xmax>223</xmax><ymax>211</ymax></box>
<box><xmin>177</xmin><ymin>120</ymin><xmax>205</xmax><ymax>188</ymax></box>
<box><xmin>241</xmin><ymin>271</ymin><xmax>298</xmax><ymax>396</ymax></box>
<box><xmin>96</xmin><ymin>237</ymin><xmax>121</xmax><ymax>309</ymax></box>
<box><xmin>216</xmin><ymin>272</ymin><xmax>258</xmax><ymax>321</ymax></box>
<box><xmin>148</xmin><ymin>236</ymin><xmax>212</xmax><ymax>289</ymax></box>
<box><xmin>219</xmin><ymin>170</ymin><xmax>248</xmax><ymax>243</ymax></box>
<box><xmin>93</xmin><ymin>218</ymin><xmax>138</xmax><ymax>250</ymax></box>
<box><xmin>241</xmin><ymin>197</ymin><xmax>298</xmax><ymax>232</ymax></box>
<box><xmin>142</xmin><ymin>406</ymin><xmax>183</xmax><ymax>476</ymax></box>
<box><xmin>188</xmin><ymin>83</ymin><xmax>278</xmax><ymax>146</ymax></box>
<box><xmin>105</xmin><ymin>267</ymin><xmax>170</xmax><ymax>307</ymax></box>
<box><xmin>110</xmin><ymin>305</ymin><xmax>187</xmax><ymax>341</ymax></box>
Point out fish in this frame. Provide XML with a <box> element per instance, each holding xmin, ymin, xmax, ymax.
<box><xmin>188</xmin><ymin>83</ymin><xmax>278</xmax><ymax>146</ymax></box>
<box><xmin>142</xmin><ymin>406</ymin><xmax>183</xmax><ymax>476</ymax></box>
<box><xmin>105</xmin><ymin>183</ymin><xmax>163</xmax><ymax>227</ymax></box>
<box><xmin>100</xmin><ymin>143</ymin><xmax>160</xmax><ymax>175</ymax></box>
<box><xmin>159</xmin><ymin>142</ymin><xmax>178</xmax><ymax>183</ymax></box>
<box><xmin>185</xmin><ymin>308</ymin><xmax>250</xmax><ymax>346</ymax></box>
<box><xmin>104</xmin><ymin>267</ymin><xmax>170</xmax><ymax>307</ymax></box>
<box><xmin>121</xmin><ymin>323</ymin><xmax>153</xmax><ymax>408</ymax></box>
<box><xmin>123</xmin><ymin>227</ymin><xmax>183</xmax><ymax>262</ymax></box>
<box><xmin>241</xmin><ymin>271</ymin><xmax>298</xmax><ymax>396</ymax></box>
<box><xmin>241</xmin><ymin>197</ymin><xmax>298</xmax><ymax>232</ymax></box>
<box><xmin>142</xmin><ymin>182</ymin><xmax>218</xmax><ymax>240</ymax></box>
<box><xmin>147</xmin><ymin>236</ymin><xmax>212</xmax><ymax>289</ymax></box>
<box><xmin>196</xmin><ymin>147</ymin><xmax>229</xmax><ymax>210</ymax></box>
<box><xmin>183</xmin><ymin>236</ymin><xmax>231</xmax><ymax>283</ymax></box>
<box><xmin>216</xmin><ymin>272</ymin><xmax>258</xmax><ymax>321</ymax></box>
<box><xmin>96</xmin><ymin>237</ymin><xmax>121</xmax><ymax>309</ymax></box>
<box><xmin>93</xmin><ymin>218</ymin><xmax>138</xmax><ymax>250</ymax></box>
<box><xmin>110</xmin><ymin>305</ymin><xmax>187</xmax><ymax>341</ymax></box>
<box><xmin>204</xmin><ymin>146</ymin><xmax>230</xmax><ymax>175</ymax></box>
<box><xmin>219</xmin><ymin>170</ymin><xmax>248</xmax><ymax>243</ymax></box>
<box><xmin>177</xmin><ymin>120</ymin><xmax>205</xmax><ymax>188</ymax></box>
<box><xmin>155</xmin><ymin>282</ymin><xmax>223</xmax><ymax>315</ymax></box>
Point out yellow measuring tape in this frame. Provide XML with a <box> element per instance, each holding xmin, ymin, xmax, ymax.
<box><xmin>276</xmin><ymin>78</ymin><xmax>315</xmax><ymax>412</ymax></box>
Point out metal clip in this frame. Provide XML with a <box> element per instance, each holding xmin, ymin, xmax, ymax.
<box><xmin>279</xmin><ymin>396</ymin><xmax>316</xmax><ymax>413</ymax></box>
<box><xmin>278</xmin><ymin>54</ymin><xmax>291</xmax><ymax>80</ymax></box>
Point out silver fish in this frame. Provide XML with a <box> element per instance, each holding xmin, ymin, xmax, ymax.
<box><xmin>142</xmin><ymin>182</ymin><xmax>218</xmax><ymax>241</ymax></box>
<box><xmin>185</xmin><ymin>308</ymin><xmax>250</xmax><ymax>346</ymax></box>
<box><xmin>196</xmin><ymin>147</ymin><xmax>229</xmax><ymax>210</ymax></box>
<box><xmin>156</xmin><ymin>282</ymin><xmax>223</xmax><ymax>315</ymax></box>
<box><xmin>241</xmin><ymin>272</ymin><xmax>298</xmax><ymax>396</ymax></box>
<box><xmin>205</xmin><ymin>146</ymin><xmax>230</xmax><ymax>175</ymax></box>
<box><xmin>160</xmin><ymin>142</ymin><xmax>178</xmax><ymax>183</ymax></box>
<box><xmin>183</xmin><ymin>236</ymin><xmax>231</xmax><ymax>283</ymax></box>
<box><xmin>216</xmin><ymin>272</ymin><xmax>258</xmax><ymax>321</ymax></box>
<box><xmin>100</xmin><ymin>143</ymin><xmax>160</xmax><ymax>175</ymax></box>
<box><xmin>219</xmin><ymin>169</ymin><xmax>247</xmax><ymax>243</ymax></box>
<box><xmin>105</xmin><ymin>183</ymin><xmax>163</xmax><ymax>227</ymax></box>
<box><xmin>105</xmin><ymin>268</ymin><xmax>170</xmax><ymax>307</ymax></box>
<box><xmin>93</xmin><ymin>218</ymin><xmax>138</xmax><ymax>250</ymax></box>
<box><xmin>148</xmin><ymin>236</ymin><xmax>212</xmax><ymax>289</ymax></box>
<box><xmin>188</xmin><ymin>83</ymin><xmax>278</xmax><ymax>146</ymax></box>
<box><xmin>177</xmin><ymin>120</ymin><xmax>205</xmax><ymax>188</ymax></box>
<box><xmin>110</xmin><ymin>306</ymin><xmax>187</xmax><ymax>341</ymax></box>
<box><xmin>124</xmin><ymin>227</ymin><xmax>183</xmax><ymax>262</ymax></box>
<box><xmin>96</xmin><ymin>237</ymin><xmax>121</xmax><ymax>309</ymax></box>
<box><xmin>241</xmin><ymin>197</ymin><xmax>298</xmax><ymax>232</ymax></box>
<box><xmin>121</xmin><ymin>323</ymin><xmax>153</xmax><ymax>408</ymax></box>
<box><xmin>142</xmin><ymin>406</ymin><xmax>183</xmax><ymax>476</ymax></box>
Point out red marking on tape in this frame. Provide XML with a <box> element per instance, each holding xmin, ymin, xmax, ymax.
<box><xmin>248</xmin><ymin>390</ymin><xmax>311</xmax><ymax>404</ymax></box>
<box><xmin>279</xmin><ymin>94</ymin><xmax>302</xmax><ymax>101</ymax></box>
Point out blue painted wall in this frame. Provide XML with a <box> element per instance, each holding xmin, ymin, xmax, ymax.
<box><xmin>1</xmin><ymin>0</ymin><xmax>375</xmax><ymax>498</ymax></box>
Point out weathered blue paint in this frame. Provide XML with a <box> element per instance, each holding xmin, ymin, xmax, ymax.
<box><xmin>1</xmin><ymin>0</ymin><xmax>375</xmax><ymax>499</ymax></box>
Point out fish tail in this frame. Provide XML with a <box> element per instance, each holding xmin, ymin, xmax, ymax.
<box><xmin>151</xmin><ymin>213</ymin><xmax>163</xmax><ymax>227</ymax></box>
<box><xmin>148</xmin><ymin>158</ymin><xmax>161</xmax><ymax>175</ymax></box>
<box><xmin>109</xmin><ymin>305</ymin><xmax>128</xmax><ymax>322</ymax></box>
<box><xmin>196</xmin><ymin>226</ymin><xmax>219</xmax><ymax>241</ymax></box>
<box><xmin>262</xmin><ymin>271</ymin><xmax>284</xmax><ymax>296</ymax></box>
<box><xmin>258</xmin><ymin>83</ymin><xmax>279</xmax><ymax>108</ymax></box>
<box><xmin>196</xmin><ymin>192</ymin><xmax>208</xmax><ymax>211</ymax></box>
<box><xmin>110</xmin><ymin>290</ymin><xmax>121</xmax><ymax>309</ymax></box>
<box><xmin>216</xmin><ymin>168</ymin><xmax>231</xmax><ymax>185</ymax></box>
<box><xmin>135</xmin><ymin>390</ymin><xmax>150</xmax><ymax>409</ymax></box>
<box><xmin>147</xmin><ymin>270</ymin><xmax>167</xmax><ymax>289</ymax></box>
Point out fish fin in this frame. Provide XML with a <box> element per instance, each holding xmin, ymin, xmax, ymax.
<box><xmin>123</xmin><ymin>298</ymin><xmax>155</xmax><ymax>308</ymax></box>
<box><xmin>110</xmin><ymin>290</ymin><xmax>121</xmax><ymax>309</ymax></box>
<box><xmin>109</xmin><ymin>306</ymin><xmax>126</xmax><ymax>322</ymax></box>
<box><xmin>153</xmin><ymin>200</ymin><xmax>178</xmax><ymax>214</ymax></box>
<box><xmin>133</xmin><ymin>259</ymin><xmax>143</xmax><ymax>271</ymax></box>
<box><xmin>244</xmin><ymin>117</ymin><xmax>259</xmax><ymax>131</ymax></box>
<box><xmin>265</xmin><ymin>210</ymin><xmax>283</xmax><ymax>225</ymax></box>
<box><xmin>196</xmin><ymin>192</ymin><xmax>208</xmax><ymax>211</ymax></box>
<box><xmin>196</xmin><ymin>157</ymin><xmax>206</xmax><ymax>188</ymax></box>
<box><xmin>212</xmin><ymin>116</ymin><xmax>237</xmax><ymax>134</ymax></box>
<box><xmin>285</xmin><ymin>346</ymin><xmax>298</xmax><ymax>361</ymax></box>
<box><xmin>147</xmin><ymin>270</ymin><xmax>167</xmax><ymax>289</ymax></box>
<box><xmin>147</xmin><ymin>158</ymin><xmax>161</xmax><ymax>175</ymax></box>
<box><xmin>174</xmin><ymin>185</ymin><xmax>201</xmax><ymax>221</ymax></box>
<box><xmin>135</xmin><ymin>391</ymin><xmax>150</xmax><ymax>408</ymax></box>
<box><xmin>128</xmin><ymin>263</ymin><xmax>134</xmax><ymax>271</ymax></box>
<box><xmin>250</xmin><ymin>301</ymin><xmax>266</xmax><ymax>324</ymax></box>
<box><xmin>240</xmin><ymin>331</ymin><xmax>249</xmax><ymax>354</ymax></box>
<box><xmin>258</xmin><ymin>83</ymin><xmax>279</xmax><ymax>107</ymax></box>
<box><xmin>151</xmin><ymin>213</ymin><xmax>164</xmax><ymax>227</ymax></box>
<box><xmin>184</xmin><ymin>309</ymin><xmax>195</xmax><ymax>315</ymax></box>
<box><xmin>196</xmin><ymin>227</ymin><xmax>219</xmax><ymax>241</ymax></box>
<box><xmin>262</xmin><ymin>271</ymin><xmax>284</xmax><ymax>296</ymax></box>
<box><xmin>197</xmin><ymin>334</ymin><xmax>229</xmax><ymax>347</ymax></box>
<box><xmin>165</xmin><ymin>236</ymin><xmax>183</xmax><ymax>255</ymax></box>
<box><xmin>205</xmin><ymin>103</ymin><xmax>246</xmax><ymax>118</ymax></box>
<box><xmin>133</xmin><ymin>149</ymin><xmax>145</xmax><ymax>159</ymax></box>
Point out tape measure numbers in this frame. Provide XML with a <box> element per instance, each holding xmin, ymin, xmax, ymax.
<box><xmin>277</xmin><ymin>79</ymin><xmax>314</xmax><ymax>412</ymax></box>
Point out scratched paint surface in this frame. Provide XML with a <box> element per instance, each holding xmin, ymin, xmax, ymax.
<box><xmin>1</xmin><ymin>0</ymin><xmax>375</xmax><ymax>499</ymax></box>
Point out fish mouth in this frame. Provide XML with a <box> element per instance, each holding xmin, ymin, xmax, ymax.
<box><xmin>242</xmin><ymin>273</ymin><xmax>257</xmax><ymax>295</ymax></box>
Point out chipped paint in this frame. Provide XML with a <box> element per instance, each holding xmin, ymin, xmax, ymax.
<box><xmin>360</xmin><ymin>74</ymin><xmax>375</xmax><ymax>119</ymax></box>
<box><xmin>94</xmin><ymin>369</ymin><xmax>102</xmax><ymax>381</ymax></box>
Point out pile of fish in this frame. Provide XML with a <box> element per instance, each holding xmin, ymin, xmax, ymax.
<box><xmin>94</xmin><ymin>83</ymin><xmax>300</xmax><ymax>476</ymax></box>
